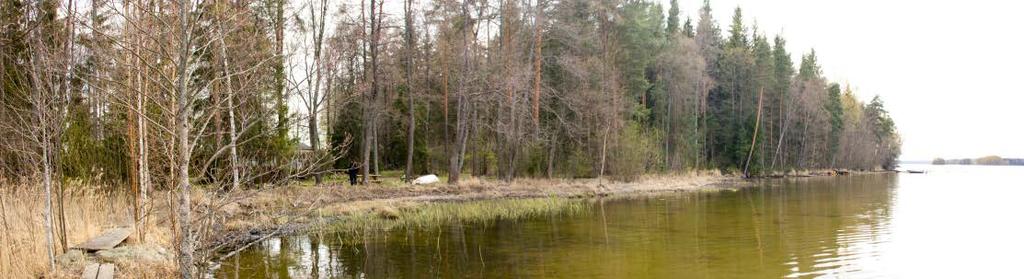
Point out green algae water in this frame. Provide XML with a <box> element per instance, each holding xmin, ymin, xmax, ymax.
<box><xmin>213</xmin><ymin>165</ymin><xmax>1024</xmax><ymax>278</ymax></box>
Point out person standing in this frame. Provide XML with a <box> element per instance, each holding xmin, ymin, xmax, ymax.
<box><xmin>346</xmin><ymin>164</ymin><xmax>360</xmax><ymax>186</ymax></box>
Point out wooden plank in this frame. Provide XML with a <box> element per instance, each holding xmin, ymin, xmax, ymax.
<box><xmin>81</xmin><ymin>263</ymin><xmax>100</xmax><ymax>279</ymax></box>
<box><xmin>96</xmin><ymin>263</ymin><xmax>115</xmax><ymax>279</ymax></box>
<box><xmin>74</xmin><ymin>227</ymin><xmax>132</xmax><ymax>251</ymax></box>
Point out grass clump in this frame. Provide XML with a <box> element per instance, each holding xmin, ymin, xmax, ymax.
<box><xmin>328</xmin><ymin>197</ymin><xmax>589</xmax><ymax>237</ymax></box>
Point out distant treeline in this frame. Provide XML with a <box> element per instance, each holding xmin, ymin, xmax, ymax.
<box><xmin>933</xmin><ymin>156</ymin><xmax>1024</xmax><ymax>166</ymax></box>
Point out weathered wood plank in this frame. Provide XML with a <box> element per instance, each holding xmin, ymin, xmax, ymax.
<box><xmin>81</xmin><ymin>263</ymin><xmax>99</xmax><ymax>279</ymax></box>
<box><xmin>96</xmin><ymin>263</ymin><xmax>115</xmax><ymax>279</ymax></box>
<box><xmin>80</xmin><ymin>263</ymin><xmax>116</xmax><ymax>279</ymax></box>
<box><xmin>74</xmin><ymin>227</ymin><xmax>132</xmax><ymax>251</ymax></box>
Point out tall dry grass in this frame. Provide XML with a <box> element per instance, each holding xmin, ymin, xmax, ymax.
<box><xmin>0</xmin><ymin>181</ymin><xmax>172</xmax><ymax>278</ymax></box>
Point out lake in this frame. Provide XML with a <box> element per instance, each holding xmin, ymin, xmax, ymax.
<box><xmin>214</xmin><ymin>164</ymin><xmax>1024</xmax><ymax>278</ymax></box>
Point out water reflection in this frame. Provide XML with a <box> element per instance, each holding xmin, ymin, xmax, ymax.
<box><xmin>216</xmin><ymin>174</ymin><xmax>899</xmax><ymax>278</ymax></box>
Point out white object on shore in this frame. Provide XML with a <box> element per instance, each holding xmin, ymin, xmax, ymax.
<box><xmin>413</xmin><ymin>174</ymin><xmax>440</xmax><ymax>185</ymax></box>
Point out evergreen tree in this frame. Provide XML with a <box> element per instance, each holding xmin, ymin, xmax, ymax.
<box><xmin>727</xmin><ymin>7</ymin><xmax>748</xmax><ymax>49</ymax></box>
<box><xmin>772</xmin><ymin>36</ymin><xmax>794</xmax><ymax>97</ymax></box>
<box><xmin>617</xmin><ymin>0</ymin><xmax>665</xmax><ymax>121</ymax></box>
<box><xmin>826</xmin><ymin>83</ymin><xmax>844</xmax><ymax>165</ymax></box>
<box><xmin>799</xmin><ymin>49</ymin><xmax>821</xmax><ymax>80</ymax></box>
<box><xmin>752</xmin><ymin>34</ymin><xmax>774</xmax><ymax>95</ymax></box>
<box><xmin>865</xmin><ymin>96</ymin><xmax>900</xmax><ymax>170</ymax></box>
<box><xmin>682</xmin><ymin>17</ymin><xmax>694</xmax><ymax>38</ymax></box>
<box><xmin>667</xmin><ymin>0</ymin><xmax>680</xmax><ymax>35</ymax></box>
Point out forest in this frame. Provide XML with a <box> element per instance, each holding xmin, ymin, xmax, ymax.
<box><xmin>1</xmin><ymin>0</ymin><xmax>900</xmax><ymax>277</ymax></box>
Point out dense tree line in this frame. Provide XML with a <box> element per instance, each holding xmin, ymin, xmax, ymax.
<box><xmin>1</xmin><ymin>0</ymin><xmax>900</xmax><ymax>275</ymax></box>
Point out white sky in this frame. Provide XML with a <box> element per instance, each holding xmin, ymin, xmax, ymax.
<box><xmin>670</xmin><ymin>0</ymin><xmax>1024</xmax><ymax>160</ymax></box>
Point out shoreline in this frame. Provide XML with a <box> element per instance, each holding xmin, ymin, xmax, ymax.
<box><xmin>204</xmin><ymin>173</ymin><xmax>742</xmax><ymax>256</ymax></box>
<box><xmin>204</xmin><ymin>169</ymin><xmax>892</xmax><ymax>261</ymax></box>
<box><xmin>35</xmin><ymin>170</ymin><xmax>892</xmax><ymax>277</ymax></box>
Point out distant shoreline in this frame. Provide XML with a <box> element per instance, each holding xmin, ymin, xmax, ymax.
<box><xmin>926</xmin><ymin>156</ymin><xmax>1024</xmax><ymax>166</ymax></box>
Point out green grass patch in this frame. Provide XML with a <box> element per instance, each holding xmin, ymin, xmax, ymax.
<box><xmin>322</xmin><ymin>197</ymin><xmax>589</xmax><ymax>238</ymax></box>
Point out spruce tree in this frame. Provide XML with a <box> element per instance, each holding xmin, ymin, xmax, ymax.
<box><xmin>683</xmin><ymin>17</ymin><xmax>694</xmax><ymax>38</ymax></box>
<box><xmin>826</xmin><ymin>83</ymin><xmax>845</xmax><ymax>165</ymax></box>
<box><xmin>727</xmin><ymin>7</ymin><xmax>747</xmax><ymax>49</ymax></box>
<box><xmin>799</xmin><ymin>49</ymin><xmax>821</xmax><ymax>80</ymax></box>
<box><xmin>667</xmin><ymin>0</ymin><xmax>680</xmax><ymax>35</ymax></box>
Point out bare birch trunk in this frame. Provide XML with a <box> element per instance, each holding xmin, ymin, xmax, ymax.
<box><xmin>128</xmin><ymin>0</ymin><xmax>151</xmax><ymax>241</ymax></box>
<box><xmin>40</xmin><ymin>110</ymin><xmax>56</xmax><ymax>272</ymax></box>
<box><xmin>54</xmin><ymin>0</ymin><xmax>76</xmax><ymax>253</ymax></box>
<box><xmin>175</xmin><ymin>0</ymin><xmax>195</xmax><ymax>276</ymax></box>
<box><xmin>227</xmin><ymin>81</ymin><xmax>238</xmax><ymax>190</ymax></box>
<box><xmin>215</xmin><ymin>16</ymin><xmax>239</xmax><ymax>191</ymax></box>
<box><xmin>136</xmin><ymin>83</ymin><xmax>150</xmax><ymax>234</ymax></box>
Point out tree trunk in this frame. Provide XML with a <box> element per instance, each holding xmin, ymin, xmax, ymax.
<box><xmin>274</xmin><ymin>0</ymin><xmax>287</xmax><ymax>140</ymax></box>
<box><xmin>598</xmin><ymin>126</ymin><xmax>609</xmax><ymax>185</ymax></box>
<box><xmin>770</xmin><ymin>90</ymin><xmax>790</xmax><ymax>171</ymax></box>
<box><xmin>448</xmin><ymin>0</ymin><xmax>472</xmax><ymax>185</ymax></box>
<box><xmin>175</xmin><ymin>0</ymin><xmax>195</xmax><ymax>276</ymax></box>
<box><xmin>442</xmin><ymin>56</ymin><xmax>450</xmax><ymax>166</ymax></box>
<box><xmin>546</xmin><ymin>135</ymin><xmax>555</xmax><ymax>179</ymax></box>
<box><xmin>136</xmin><ymin>84</ymin><xmax>150</xmax><ymax>235</ymax></box>
<box><xmin>372</xmin><ymin>123</ymin><xmax>379</xmax><ymax>176</ymax></box>
<box><xmin>532</xmin><ymin>0</ymin><xmax>543</xmax><ymax>127</ymax></box>
<box><xmin>743</xmin><ymin>88</ymin><xmax>764</xmax><ymax>178</ymax></box>
<box><xmin>665</xmin><ymin>78</ymin><xmax>672</xmax><ymax>169</ymax></box>
<box><xmin>404</xmin><ymin>0</ymin><xmax>416</xmax><ymax>182</ymax></box>
<box><xmin>362</xmin><ymin>0</ymin><xmax>382</xmax><ymax>185</ymax></box>
<box><xmin>40</xmin><ymin>108</ymin><xmax>56</xmax><ymax>273</ymax></box>
<box><xmin>361</xmin><ymin>110</ymin><xmax>372</xmax><ymax>185</ymax></box>
<box><xmin>309</xmin><ymin>112</ymin><xmax>320</xmax><ymax>184</ymax></box>
<box><xmin>216</xmin><ymin>21</ymin><xmax>239</xmax><ymax>191</ymax></box>
<box><xmin>307</xmin><ymin>0</ymin><xmax>328</xmax><ymax>186</ymax></box>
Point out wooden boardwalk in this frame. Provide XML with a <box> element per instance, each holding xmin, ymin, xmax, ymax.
<box><xmin>75</xmin><ymin>227</ymin><xmax>131</xmax><ymax>279</ymax></box>
<box><xmin>73</xmin><ymin>227</ymin><xmax>132</xmax><ymax>251</ymax></box>
<box><xmin>81</xmin><ymin>263</ymin><xmax>115</xmax><ymax>279</ymax></box>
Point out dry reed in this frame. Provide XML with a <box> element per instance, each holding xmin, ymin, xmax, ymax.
<box><xmin>0</xmin><ymin>181</ymin><xmax>172</xmax><ymax>278</ymax></box>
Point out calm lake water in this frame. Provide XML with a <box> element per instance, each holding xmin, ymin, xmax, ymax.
<box><xmin>214</xmin><ymin>164</ymin><xmax>1024</xmax><ymax>278</ymax></box>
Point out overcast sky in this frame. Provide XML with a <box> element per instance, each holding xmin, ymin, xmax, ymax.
<box><xmin>669</xmin><ymin>0</ymin><xmax>1023</xmax><ymax>160</ymax></box>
